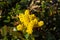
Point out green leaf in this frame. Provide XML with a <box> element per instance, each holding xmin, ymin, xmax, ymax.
<box><xmin>3</xmin><ymin>36</ymin><xmax>8</xmax><ymax>40</ymax></box>
<box><xmin>15</xmin><ymin>4</ymin><xmax>21</xmax><ymax>10</ymax></box>
<box><xmin>3</xmin><ymin>19</ymin><xmax>10</xmax><ymax>23</ymax></box>
<box><xmin>15</xmin><ymin>10</ymin><xmax>20</xmax><ymax>14</ymax></box>
<box><xmin>24</xmin><ymin>34</ymin><xmax>29</xmax><ymax>39</ymax></box>
<box><xmin>1</xmin><ymin>26</ymin><xmax>7</xmax><ymax>36</ymax></box>
<box><xmin>7</xmin><ymin>16</ymin><xmax>10</xmax><ymax>19</ymax></box>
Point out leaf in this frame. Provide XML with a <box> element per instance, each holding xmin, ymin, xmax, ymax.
<box><xmin>24</xmin><ymin>33</ymin><xmax>29</xmax><ymax>39</ymax></box>
<box><xmin>3</xmin><ymin>36</ymin><xmax>8</xmax><ymax>40</ymax></box>
<box><xmin>7</xmin><ymin>16</ymin><xmax>10</xmax><ymax>19</ymax></box>
<box><xmin>15</xmin><ymin>10</ymin><xmax>20</xmax><ymax>14</ymax></box>
<box><xmin>15</xmin><ymin>4</ymin><xmax>21</xmax><ymax>10</ymax></box>
<box><xmin>20</xmin><ymin>0</ymin><xmax>28</xmax><ymax>3</ymax></box>
<box><xmin>1</xmin><ymin>26</ymin><xmax>8</xmax><ymax>36</ymax></box>
<box><xmin>3</xmin><ymin>19</ymin><xmax>10</xmax><ymax>23</ymax></box>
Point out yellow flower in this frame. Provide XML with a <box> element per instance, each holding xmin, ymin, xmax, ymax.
<box><xmin>28</xmin><ymin>20</ymin><xmax>35</xmax><ymax>27</ymax></box>
<box><xmin>23</xmin><ymin>15</ymin><xmax>30</xmax><ymax>26</ymax></box>
<box><xmin>19</xmin><ymin>13</ymin><xmax>24</xmax><ymax>19</ymax></box>
<box><xmin>26</xmin><ymin>20</ymin><xmax>35</xmax><ymax>34</ymax></box>
<box><xmin>26</xmin><ymin>28</ymin><xmax>33</xmax><ymax>34</ymax></box>
<box><xmin>16</xmin><ymin>24</ymin><xmax>23</xmax><ymax>31</ymax></box>
<box><xmin>19</xmin><ymin>13</ymin><xmax>30</xmax><ymax>27</ymax></box>
<box><xmin>19</xmin><ymin>13</ymin><xmax>24</xmax><ymax>23</ymax></box>
<box><xmin>25</xmin><ymin>9</ymin><xmax>30</xmax><ymax>15</ymax></box>
<box><xmin>26</xmin><ymin>25</ymin><xmax>33</xmax><ymax>34</ymax></box>
<box><xmin>18</xmin><ymin>10</ymin><xmax>45</xmax><ymax>34</ymax></box>
<box><xmin>33</xmin><ymin>18</ymin><xmax>38</xmax><ymax>25</ymax></box>
<box><xmin>29</xmin><ymin>14</ymin><xmax>36</xmax><ymax>21</ymax></box>
<box><xmin>38</xmin><ymin>21</ymin><xmax>44</xmax><ymax>27</ymax></box>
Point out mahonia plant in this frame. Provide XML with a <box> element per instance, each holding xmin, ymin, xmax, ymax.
<box><xmin>16</xmin><ymin>9</ymin><xmax>44</xmax><ymax>35</ymax></box>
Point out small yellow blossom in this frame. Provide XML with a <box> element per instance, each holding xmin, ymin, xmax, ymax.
<box><xmin>23</xmin><ymin>15</ymin><xmax>30</xmax><ymax>26</ymax></box>
<box><xmin>19</xmin><ymin>13</ymin><xmax>24</xmax><ymax>23</ymax></box>
<box><xmin>33</xmin><ymin>18</ymin><xmax>38</xmax><ymax>24</ymax></box>
<box><xmin>38</xmin><ymin>21</ymin><xmax>44</xmax><ymax>27</ymax></box>
<box><xmin>26</xmin><ymin>28</ymin><xmax>33</xmax><ymax>34</ymax></box>
<box><xmin>25</xmin><ymin>9</ymin><xmax>30</xmax><ymax>15</ymax></box>
<box><xmin>26</xmin><ymin>25</ymin><xmax>33</xmax><ymax>34</ymax></box>
<box><xmin>29</xmin><ymin>14</ymin><xmax>36</xmax><ymax>21</ymax></box>
<box><xmin>19</xmin><ymin>13</ymin><xmax>24</xmax><ymax>19</ymax></box>
<box><xmin>28</xmin><ymin>20</ymin><xmax>35</xmax><ymax>27</ymax></box>
<box><xmin>26</xmin><ymin>20</ymin><xmax>35</xmax><ymax>34</ymax></box>
<box><xmin>16</xmin><ymin>24</ymin><xmax>23</xmax><ymax>31</ymax></box>
<box><xmin>19</xmin><ymin>13</ymin><xmax>30</xmax><ymax>26</ymax></box>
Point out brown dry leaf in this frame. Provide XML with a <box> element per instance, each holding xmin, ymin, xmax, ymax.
<box><xmin>31</xmin><ymin>5</ymin><xmax>40</xmax><ymax>10</ymax></box>
<box><xmin>14</xmin><ymin>21</ymin><xmax>19</xmax><ymax>26</ymax></box>
<box><xmin>30</xmin><ymin>0</ymin><xmax>34</xmax><ymax>7</ymax></box>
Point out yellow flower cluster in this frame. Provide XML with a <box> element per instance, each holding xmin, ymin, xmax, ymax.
<box><xmin>17</xmin><ymin>9</ymin><xmax>44</xmax><ymax>34</ymax></box>
<box><xmin>17</xmin><ymin>24</ymin><xmax>23</xmax><ymax>31</ymax></box>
